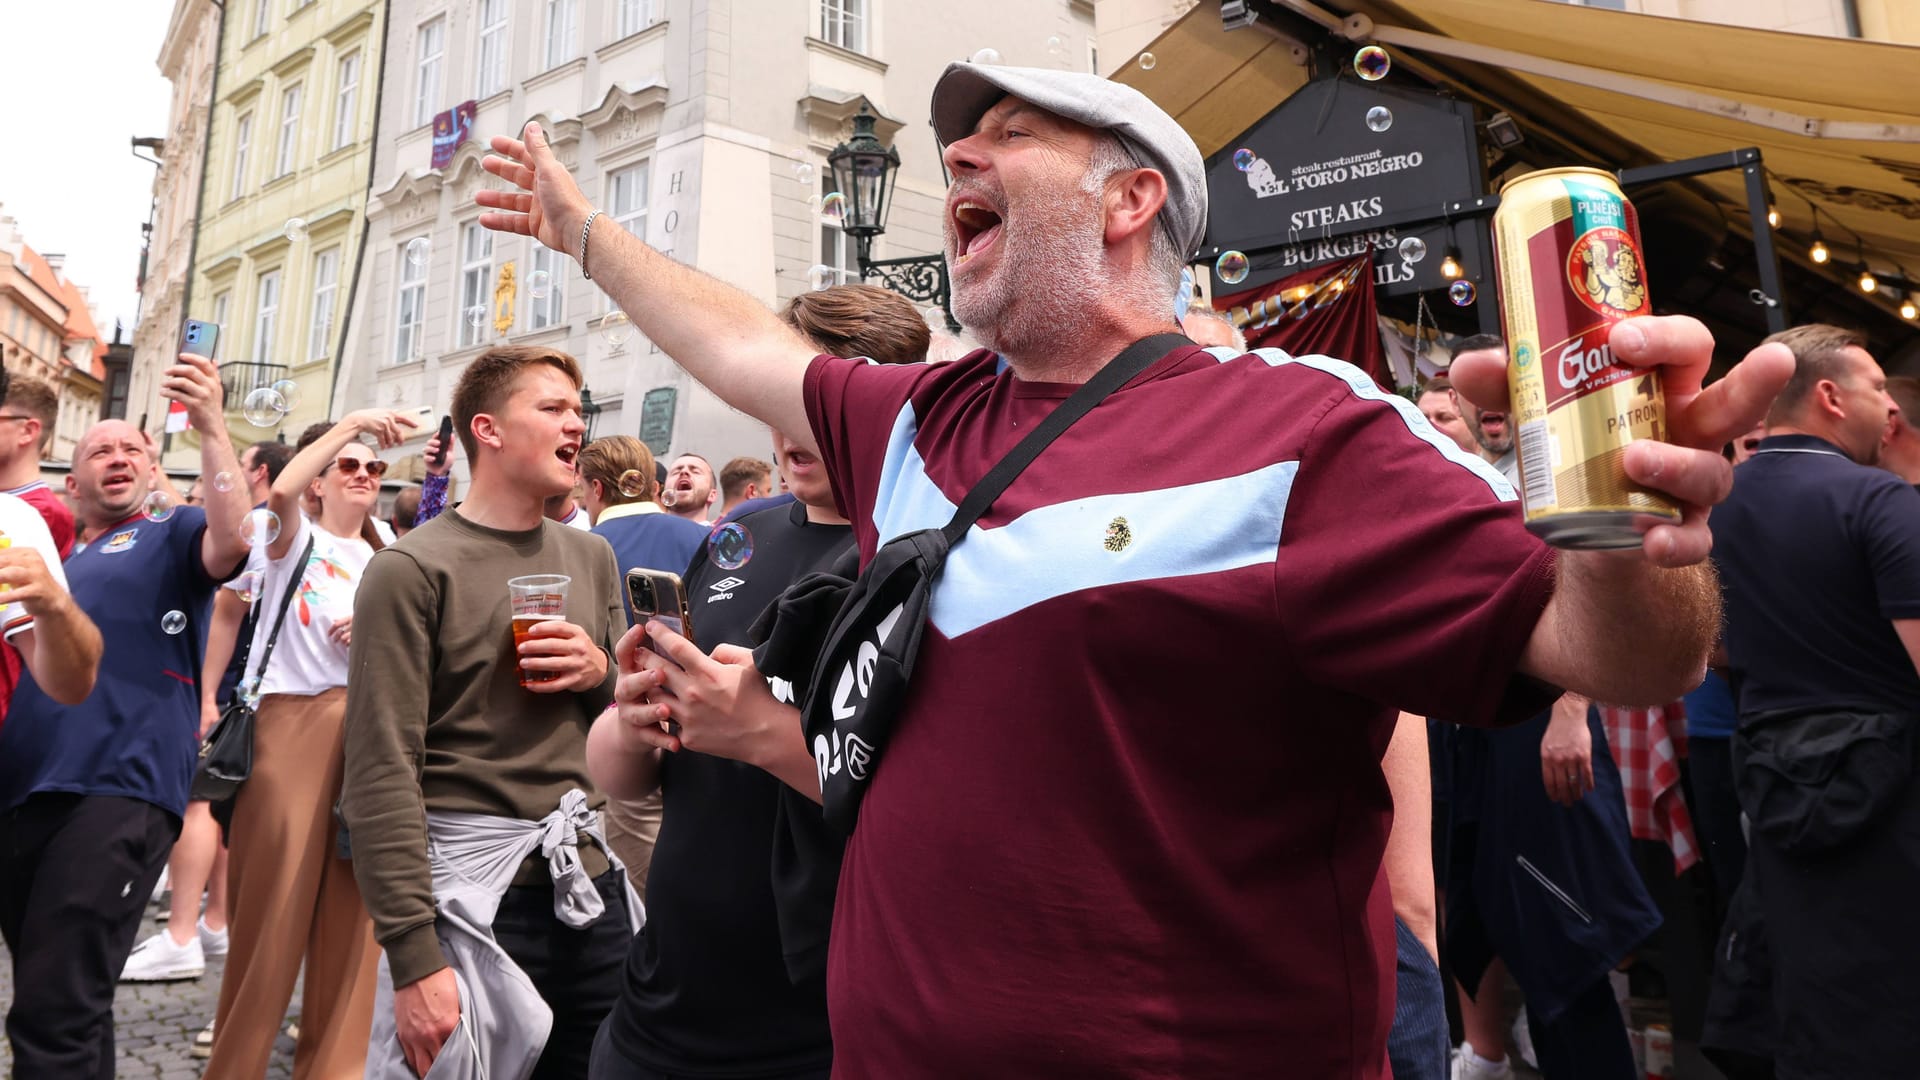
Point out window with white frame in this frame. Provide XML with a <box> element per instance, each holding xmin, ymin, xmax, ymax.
<box><xmin>543</xmin><ymin>0</ymin><xmax>578</xmax><ymax>69</ymax></box>
<box><xmin>414</xmin><ymin>17</ymin><xmax>445</xmax><ymax>128</ymax></box>
<box><xmin>273</xmin><ymin>82</ymin><xmax>302</xmax><ymax>177</ymax></box>
<box><xmin>457</xmin><ymin>222</ymin><xmax>494</xmax><ymax>348</ymax></box>
<box><xmin>476</xmin><ymin>0</ymin><xmax>509</xmax><ymax>97</ymax></box>
<box><xmin>606</xmin><ymin>162</ymin><xmax>649</xmax><ymax>309</ymax></box>
<box><xmin>229</xmin><ymin>112</ymin><xmax>254</xmax><ymax>202</ymax></box>
<box><xmin>615</xmin><ymin>0</ymin><xmax>657</xmax><ymax>37</ymax></box>
<box><xmin>820</xmin><ymin>0</ymin><xmax>866</xmax><ymax>53</ymax></box>
<box><xmin>211</xmin><ymin>290</ymin><xmax>231</xmax><ymax>331</ymax></box>
<box><xmin>251</xmin><ymin>269</ymin><xmax>281</xmax><ymax>365</ymax></box>
<box><xmin>307</xmin><ymin>247</ymin><xmax>339</xmax><ymax>359</ymax></box>
<box><xmin>331</xmin><ymin>51</ymin><xmax>359</xmax><ymax>151</ymax></box>
<box><xmin>251</xmin><ymin>0</ymin><xmax>270</xmax><ymax>39</ymax></box>
<box><xmin>819</xmin><ymin>178</ymin><xmax>858</xmax><ymax>289</ymax></box>
<box><xmin>393</xmin><ymin>242</ymin><xmax>426</xmax><ymax>365</ymax></box>
<box><xmin>528</xmin><ymin>246</ymin><xmax>565</xmax><ymax>329</ymax></box>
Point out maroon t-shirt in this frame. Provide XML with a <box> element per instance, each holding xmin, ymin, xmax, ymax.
<box><xmin>0</xmin><ymin>482</ymin><xmax>75</xmax><ymax>733</ymax></box>
<box><xmin>804</xmin><ymin>345</ymin><xmax>1557</xmax><ymax>1078</ymax></box>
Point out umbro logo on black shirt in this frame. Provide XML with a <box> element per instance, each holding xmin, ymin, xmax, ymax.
<box><xmin>707</xmin><ymin>576</ymin><xmax>746</xmax><ymax>602</ymax></box>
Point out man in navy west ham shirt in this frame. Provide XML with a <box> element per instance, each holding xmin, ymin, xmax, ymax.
<box><xmin>479</xmin><ymin>63</ymin><xmax>1790</xmax><ymax>1077</ymax></box>
<box><xmin>1708</xmin><ymin>325</ymin><xmax>1920</xmax><ymax>1079</ymax></box>
<box><xmin>0</xmin><ymin>353</ymin><xmax>250</xmax><ymax>1075</ymax></box>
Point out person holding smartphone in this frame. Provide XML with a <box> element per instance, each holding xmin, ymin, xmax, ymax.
<box><xmin>585</xmin><ymin>285</ymin><xmax>928</xmax><ymax>1079</ymax></box>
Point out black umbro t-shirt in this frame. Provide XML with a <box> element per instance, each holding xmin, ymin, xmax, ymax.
<box><xmin>1711</xmin><ymin>434</ymin><xmax>1920</xmax><ymax>718</ymax></box>
<box><xmin>608</xmin><ymin>499</ymin><xmax>852</xmax><ymax>1074</ymax></box>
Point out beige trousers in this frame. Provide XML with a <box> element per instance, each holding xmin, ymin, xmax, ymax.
<box><xmin>205</xmin><ymin>689</ymin><xmax>380</xmax><ymax>1080</ymax></box>
<box><xmin>604</xmin><ymin>789</ymin><xmax>664</xmax><ymax>902</ymax></box>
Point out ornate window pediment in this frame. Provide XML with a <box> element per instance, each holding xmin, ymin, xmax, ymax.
<box><xmin>582</xmin><ymin>82</ymin><xmax>668</xmax><ymax>155</ymax></box>
<box><xmin>371</xmin><ymin>167</ymin><xmax>444</xmax><ymax>226</ymax></box>
<box><xmin>797</xmin><ymin>89</ymin><xmax>903</xmax><ymax>152</ymax></box>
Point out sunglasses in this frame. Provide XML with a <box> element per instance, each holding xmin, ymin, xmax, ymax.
<box><xmin>323</xmin><ymin>457</ymin><xmax>389</xmax><ymax>478</ymax></box>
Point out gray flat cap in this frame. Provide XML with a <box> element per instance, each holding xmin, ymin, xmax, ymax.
<box><xmin>931</xmin><ymin>62</ymin><xmax>1207</xmax><ymax>257</ymax></box>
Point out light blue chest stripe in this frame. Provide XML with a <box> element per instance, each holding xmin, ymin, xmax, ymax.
<box><xmin>1207</xmin><ymin>345</ymin><xmax>1517</xmax><ymax>502</ymax></box>
<box><xmin>869</xmin><ymin>403</ymin><xmax>1296</xmax><ymax>638</ymax></box>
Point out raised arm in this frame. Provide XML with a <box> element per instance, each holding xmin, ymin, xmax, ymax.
<box><xmin>267</xmin><ymin>409</ymin><xmax>419</xmax><ymax>560</ymax></box>
<box><xmin>168</xmin><ymin>353</ymin><xmax>251</xmax><ymax>579</ymax></box>
<box><xmin>1453</xmin><ymin>317</ymin><xmax>1794</xmax><ymax>706</ymax></box>
<box><xmin>0</xmin><ymin>540</ymin><xmax>101</xmax><ymax>705</ymax></box>
<box><xmin>475</xmin><ymin>123</ymin><xmax>816</xmax><ymax>452</ymax></box>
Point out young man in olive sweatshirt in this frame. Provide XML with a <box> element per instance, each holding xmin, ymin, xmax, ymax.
<box><xmin>340</xmin><ymin>345</ymin><xmax>627</xmax><ymax>1079</ymax></box>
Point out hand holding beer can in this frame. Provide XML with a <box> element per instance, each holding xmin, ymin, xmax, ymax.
<box><xmin>1493</xmin><ymin>167</ymin><xmax>1682</xmax><ymax>549</ymax></box>
<box><xmin>508</xmin><ymin>573</ymin><xmax>572</xmax><ymax>688</ymax></box>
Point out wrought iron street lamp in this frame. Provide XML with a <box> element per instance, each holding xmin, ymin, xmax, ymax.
<box><xmin>580</xmin><ymin>387</ymin><xmax>602</xmax><ymax>441</ymax></box>
<box><xmin>826</xmin><ymin>105</ymin><xmax>959</xmax><ymax>331</ymax></box>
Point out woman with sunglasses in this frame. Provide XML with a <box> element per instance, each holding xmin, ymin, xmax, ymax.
<box><xmin>204</xmin><ymin>409</ymin><xmax>418</xmax><ymax>1080</ymax></box>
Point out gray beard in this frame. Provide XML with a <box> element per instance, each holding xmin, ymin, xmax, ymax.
<box><xmin>951</xmin><ymin>194</ymin><xmax>1112</xmax><ymax>362</ymax></box>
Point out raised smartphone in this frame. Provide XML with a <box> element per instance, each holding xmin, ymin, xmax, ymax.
<box><xmin>428</xmin><ymin>414</ymin><xmax>454</xmax><ymax>467</ymax></box>
<box><xmin>180</xmin><ymin>319</ymin><xmax>219</xmax><ymax>358</ymax></box>
<box><xmin>625</xmin><ymin>568</ymin><xmax>693</xmax><ymax>645</ymax></box>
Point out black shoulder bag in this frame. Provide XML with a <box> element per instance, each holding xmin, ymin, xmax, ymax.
<box><xmin>753</xmin><ymin>333</ymin><xmax>1192</xmax><ymax>834</ymax></box>
<box><xmin>190</xmin><ymin>536</ymin><xmax>314</xmax><ymax>802</ymax></box>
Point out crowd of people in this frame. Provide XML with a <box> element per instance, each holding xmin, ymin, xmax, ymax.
<box><xmin>0</xmin><ymin>58</ymin><xmax>1910</xmax><ymax>1080</ymax></box>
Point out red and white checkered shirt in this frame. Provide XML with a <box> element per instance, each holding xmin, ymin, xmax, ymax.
<box><xmin>1599</xmin><ymin>703</ymin><xmax>1699</xmax><ymax>874</ymax></box>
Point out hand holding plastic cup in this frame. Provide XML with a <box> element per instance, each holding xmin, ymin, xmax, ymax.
<box><xmin>508</xmin><ymin>574</ymin><xmax>571</xmax><ymax>688</ymax></box>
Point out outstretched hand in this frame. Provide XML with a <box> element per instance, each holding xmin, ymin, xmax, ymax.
<box><xmin>476</xmin><ymin>122</ymin><xmax>590</xmax><ymax>256</ymax></box>
<box><xmin>1449</xmin><ymin>315</ymin><xmax>1793</xmax><ymax>567</ymax></box>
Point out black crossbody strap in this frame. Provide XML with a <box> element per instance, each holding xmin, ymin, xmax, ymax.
<box><xmin>246</xmin><ymin>535</ymin><xmax>315</xmax><ymax>686</ymax></box>
<box><xmin>941</xmin><ymin>332</ymin><xmax>1191</xmax><ymax>546</ymax></box>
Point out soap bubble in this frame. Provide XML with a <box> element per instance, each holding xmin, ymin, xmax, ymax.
<box><xmin>464</xmin><ymin>304</ymin><xmax>488</xmax><ymax>330</ymax></box>
<box><xmin>528</xmin><ymin>269</ymin><xmax>553</xmax><ymax>299</ymax></box>
<box><xmin>237</xmin><ymin>675</ymin><xmax>261</xmax><ymax>704</ymax></box>
<box><xmin>162</xmin><ymin>610</ymin><xmax>188</xmax><ymax>635</ymax></box>
<box><xmin>1354</xmin><ymin>45</ymin><xmax>1391</xmax><ymax>81</ymax></box>
<box><xmin>143</xmin><ymin>490</ymin><xmax>177</xmax><ymax>523</ymax></box>
<box><xmin>1449</xmin><ymin>280</ymin><xmax>1478</xmax><ymax>307</ymax></box>
<box><xmin>270</xmin><ymin>378</ymin><xmax>303</xmax><ymax>411</ymax></box>
<box><xmin>283</xmin><ymin>217</ymin><xmax>308</xmax><ymax>243</ymax></box>
<box><xmin>1232</xmin><ymin>148</ymin><xmax>1257</xmax><ymax>172</ymax></box>
<box><xmin>405</xmin><ymin>236</ymin><xmax>431</xmax><ymax>269</ymax></box>
<box><xmin>924</xmin><ymin>306</ymin><xmax>946</xmax><ymax>328</ymax></box>
<box><xmin>242</xmin><ymin>387</ymin><xmax>287</xmax><ymax>427</ymax></box>
<box><xmin>617</xmin><ymin>469</ymin><xmax>646</xmax><ymax>499</ymax></box>
<box><xmin>819</xmin><ymin>191</ymin><xmax>846</xmax><ymax>229</ymax></box>
<box><xmin>239</xmin><ymin>507</ymin><xmax>282</xmax><ymax>546</ymax></box>
<box><xmin>793</xmin><ymin>161</ymin><xmax>816</xmax><ymax>185</ymax></box>
<box><xmin>1398</xmin><ymin>236</ymin><xmax>1427</xmax><ymax>263</ymax></box>
<box><xmin>1046</xmin><ymin>34</ymin><xmax>1067</xmax><ymax>57</ymax></box>
<box><xmin>211</xmin><ymin>470</ymin><xmax>237</xmax><ymax>493</ymax></box>
<box><xmin>234</xmin><ymin>569</ymin><xmax>263</xmax><ymax>605</ymax></box>
<box><xmin>969</xmin><ymin>47</ymin><xmax>1002</xmax><ymax>66</ymax></box>
<box><xmin>1366</xmin><ymin>106</ymin><xmax>1394</xmax><ymax>133</ymax></box>
<box><xmin>710</xmin><ymin>523</ymin><xmax>754</xmax><ymax>571</ymax></box>
<box><xmin>1214</xmin><ymin>250</ymin><xmax>1250</xmax><ymax>286</ymax></box>
<box><xmin>1138</xmin><ymin>52</ymin><xmax>1156</xmax><ymax>71</ymax></box>
<box><xmin>806</xmin><ymin>264</ymin><xmax>837</xmax><ymax>291</ymax></box>
<box><xmin>599</xmin><ymin>310</ymin><xmax>634</xmax><ymax>346</ymax></box>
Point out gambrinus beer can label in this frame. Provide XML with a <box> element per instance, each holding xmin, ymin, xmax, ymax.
<box><xmin>1494</xmin><ymin>167</ymin><xmax>1681</xmax><ymax>549</ymax></box>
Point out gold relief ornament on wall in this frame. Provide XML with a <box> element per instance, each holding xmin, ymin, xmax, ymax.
<box><xmin>494</xmin><ymin>262</ymin><xmax>517</xmax><ymax>335</ymax></box>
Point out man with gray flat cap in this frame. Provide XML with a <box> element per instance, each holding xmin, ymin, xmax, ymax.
<box><xmin>479</xmin><ymin>63</ymin><xmax>1788</xmax><ymax>1077</ymax></box>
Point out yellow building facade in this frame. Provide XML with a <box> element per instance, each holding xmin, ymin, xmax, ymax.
<box><xmin>188</xmin><ymin>0</ymin><xmax>385</xmax><ymax>458</ymax></box>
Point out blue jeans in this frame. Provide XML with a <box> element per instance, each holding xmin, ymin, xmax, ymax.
<box><xmin>1390</xmin><ymin>916</ymin><xmax>1449</xmax><ymax>1080</ymax></box>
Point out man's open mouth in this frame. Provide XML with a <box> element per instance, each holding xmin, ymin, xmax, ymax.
<box><xmin>556</xmin><ymin>445</ymin><xmax>579</xmax><ymax>469</ymax></box>
<box><xmin>951</xmin><ymin>200</ymin><xmax>1004</xmax><ymax>263</ymax></box>
<box><xmin>1479</xmin><ymin>411</ymin><xmax>1508</xmax><ymax>433</ymax></box>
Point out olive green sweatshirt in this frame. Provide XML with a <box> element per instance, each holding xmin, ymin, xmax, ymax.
<box><xmin>340</xmin><ymin>508</ymin><xmax>623</xmax><ymax>987</ymax></box>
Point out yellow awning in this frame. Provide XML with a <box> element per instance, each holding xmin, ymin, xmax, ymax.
<box><xmin>1118</xmin><ymin>0</ymin><xmax>1920</xmax><ymax>293</ymax></box>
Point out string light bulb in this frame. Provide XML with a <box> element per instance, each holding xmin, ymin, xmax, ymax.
<box><xmin>1809</xmin><ymin>229</ymin><xmax>1829</xmax><ymax>264</ymax></box>
<box><xmin>1767</xmin><ymin>204</ymin><xmax>1780</xmax><ymax>229</ymax></box>
<box><xmin>1859</xmin><ymin>269</ymin><xmax>1878</xmax><ymax>294</ymax></box>
<box><xmin>1440</xmin><ymin>247</ymin><xmax>1463</xmax><ymax>280</ymax></box>
<box><xmin>1903</xmin><ymin>295</ymin><xmax>1918</xmax><ymax>321</ymax></box>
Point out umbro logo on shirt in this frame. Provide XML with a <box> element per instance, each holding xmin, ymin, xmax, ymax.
<box><xmin>706</xmin><ymin>576</ymin><xmax>746</xmax><ymax>603</ymax></box>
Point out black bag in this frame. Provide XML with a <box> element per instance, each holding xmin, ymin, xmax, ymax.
<box><xmin>190</xmin><ymin>537</ymin><xmax>313</xmax><ymax>802</ymax></box>
<box><xmin>1732</xmin><ymin>706</ymin><xmax>1916</xmax><ymax>855</ymax></box>
<box><xmin>752</xmin><ymin>334</ymin><xmax>1192</xmax><ymax>834</ymax></box>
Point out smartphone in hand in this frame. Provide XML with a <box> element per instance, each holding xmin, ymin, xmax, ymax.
<box><xmin>428</xmin><ymin>414</ymin><xmax>454</xmax><ymax>467</ymax></box>
<box><xmin>180</xmin><ymin>319</ymin><xmax>220</xmax><ymax>359</ymax></box>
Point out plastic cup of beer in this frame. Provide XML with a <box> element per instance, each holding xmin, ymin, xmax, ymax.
<box><xmin>508</xmin><ymin>574</ymin><xmax>571</xmax><ymax>688</ymax></box>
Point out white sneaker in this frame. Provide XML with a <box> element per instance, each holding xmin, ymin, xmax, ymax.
<box><xmin>1511</xmin><ymin>1011</ymin><xmax>1539</xmax><ymax>1070</ymax></box>
<box><xmin>150</xmin><ymin>866</ymin><xmax>170</xmax><ymax>904</ymax></box>
<box><xmin>197</xmin><ymin>916</ymin><xmax>229</xmax><ymax>957</ymax></box>
<box><xmin>120</xmin><ymin>930</ymin><xmax>204</xmax><ymax>982</ymax></box>
<box><xmin>1452</xmin><ymin>1040</ymin><xmax>1514</xmax><ymax>1080</ymax></box>
<box><xmin>191</xmin><ymin>1019</ymin><xmax>215</xmax><ymax>1059</ymax></box>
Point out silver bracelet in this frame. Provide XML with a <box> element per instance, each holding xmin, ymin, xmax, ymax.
<box><xmin>579</xmin><ymin>209</ymin><xmax>602</xmax><ymax>280</ymax></box>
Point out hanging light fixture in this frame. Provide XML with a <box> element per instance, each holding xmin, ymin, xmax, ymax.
<box><xmin>1809</xmin><ymin>231</ymin><xmax>1830</xmax><ymax>264</ymax></box>
<box><xmin>1440</xmin><ymin>247</ymin><xmax>1463</xmax><ymax>279</ymax></box>
<box><xmin>1859</xmin><ymin>268</ymin><xmax>1878</xmax><ymax>294</ymax></box>
<box><xmin>1902</xmin><ymin>294</ymin><xmax>1919</xmax><ymax>321</ymax></box>
<box><xmin>1767</xmin><ymin>204</ymin><xmax>1781</xmax><ymax>229</ymax></box>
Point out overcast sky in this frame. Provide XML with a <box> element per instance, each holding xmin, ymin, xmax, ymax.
<box><xmin>1</xmin><ymin>2</ymin><xmax>173</xmax><ymax>339</ymax></box>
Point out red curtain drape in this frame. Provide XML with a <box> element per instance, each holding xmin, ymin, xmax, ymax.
<box><xmin>1213</xmin><ymin>256</ymin><xmax>1387</xmax><ymax>388</ymax></box>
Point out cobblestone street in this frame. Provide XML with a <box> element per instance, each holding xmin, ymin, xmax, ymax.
<box><xmin>0</xmin><ymin>906</ymin><xmax>298</xmax><ymax>1078</ymax></box>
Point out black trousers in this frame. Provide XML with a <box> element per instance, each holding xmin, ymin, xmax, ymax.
<box><xmin>1687</xmin><ymin>735</ymin><xmax>1748</xmax><ymax>909</ymax></box>
<box><xmin>588</xmin><ymin>1021</ymin><xmax>833</xmax><ymax>1080</ymax></box>
<box><xmin>1525</xmin><ymin>973</ymin><xmax>1639</xmax><ymax>1080</ymax></box>
<box><xmin>493</xmin><ymin>867</ymin><xmax>632</xmax><ymax>1080</ymax></box>
<box><xmin>0</xmin><ymin>793</ymin><xmax>179</xmax><ymax>1080</ymax></box>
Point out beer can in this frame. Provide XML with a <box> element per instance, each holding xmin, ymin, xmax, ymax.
<box><xmin>1493</xmin><ymin>167</ymin><xmax>1681</xmax><ymax>548</ymax></box>
<box><xmin>1643</xmin><ymin>1022</ymin><xmax>1674</xmax><ymax>1079</ymax></box>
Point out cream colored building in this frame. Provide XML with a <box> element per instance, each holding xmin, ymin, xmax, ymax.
<box><xmin>338</xmin><ymin>0</ymin><xmax>1097</xmax><ymax>479</ymax></box>
<box><xmin>0</xmin><ymin>222</ymin><xmax>110</xmax><ymax>464</ymax></box>
<box><xmin>132</xmin><ymin>0</ymin><xmax>222</xmax><ymax>445</ymax></box>
<box><xmin>185</xmin><ymin>0</ymin><xmax>386</xmax><ymax>463</ymax></box>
